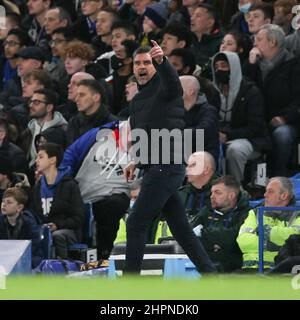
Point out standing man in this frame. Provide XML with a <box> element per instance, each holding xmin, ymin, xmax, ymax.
<box><xmin>123</xmin><ymin>40</ymin><xmax>216</xmax><ymax>274</ymax></box>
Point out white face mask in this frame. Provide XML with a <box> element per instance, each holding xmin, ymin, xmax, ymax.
<box><xmin>238</xmin><ymin>2</ymin><xmax>251</xmax><ymax>14</ymax></box>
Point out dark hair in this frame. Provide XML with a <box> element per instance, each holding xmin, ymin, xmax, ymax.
<box><xmin>169</xmin><ymin>48</ymin><xmax>196</xmax><ymax>74</ymax></box>
<box><xmin>198</xmin><ymin>3</ymin><xmax>219</xmax><ymax>29</ymax></box>
<box><xmin>133</xmin><ymin>46</ymin><xmax>151</xmax><ymax>59</ymax></box>
<box><xmin>3</xmin><ymin>187</ymin><xmax>28</xmax><ymax>206</ymax></box>
<box><xmin>38</xmin><ymin>142</ymin><xmax>64</xmax><ymax>167</ymax></box>
<box><xmin>212</xmin><ymin>175</ymin><xmax>241</xmax><ymax>195</ymax></box>
<box><xmin>6</xmin><ymin>12</ymin><xmax>21</xmax><ymax>27</ymax></box>
<box><xmin>78</xmin><ymin>79</ymin><xmax>106</xmax><ymax>97</ymax></box>
<box><xmin>52</xmin><ymin>26</ymin><xmax>74</xmax><ymax>41</ymax></box>
<box><xmin>223</xmin><ymin>30</ymin><xmax>253</xmax><ymax>60</ymax></box>
<box><xmin>33</xmin><ymin>88</ymin><xmax>58</xmax><ymax>107</ymax></box>
<box><xmin>7</xmin><ymin>28</ymin><xmax>32</xmax><ymax>46</ymax></box>
<box><xmin>111</xmin><ymin>20</ymin><xmax>138</xmax><ymax>39</ymax></box>
<box><xmin>121</xmin><ymin>39</ymin><xmax>139</xmax><ymax>59</ymax></box>
<box><xmin>162</xmin><ymin>23</ymin><xmax>192</xmax><ymax>48</ymax></box>
<box><xmin>0</xmin><ymin>118</ymin><xmax>9</xmax><ymax>134</ymax></box>
<box><xmin>51</xmin><ymin>6</ymin><xmax>72</xmax><ymax>25</ymax></box>
<box><xmin>249</xmin><ymin>3</ymin><xmax>275</xmax><ymax>20</ymax></box>
<box><xmin>23</xmin><ymin>69</ymin><xmax>53</xmax><ymax>89</ymax></box>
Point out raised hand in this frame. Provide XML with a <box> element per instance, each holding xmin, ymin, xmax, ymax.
<box><xmin>149</xmin><ymin>40</ymin><xmax>164</xmax><ymax>64</ymax></box>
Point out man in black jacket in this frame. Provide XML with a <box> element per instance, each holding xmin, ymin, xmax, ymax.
<box><xmin>66</xmin><ymin>79</ymin><xmax>116</xmax><ymax>146</ymax></box>
<box><xmin>123</xmin><ymin>41</ymin><xmax>216</xmax><ymax>274</ymax></box>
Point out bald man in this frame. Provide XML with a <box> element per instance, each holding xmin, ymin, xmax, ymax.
<box><xmin>181</xmin><ymin>151</ymin><xmax>219</xmax><ymax>220</ymax></box>
<box><xmin>56</xmin><ymin>72</ymin><xmax>95</xmax><ymax>121</ymax></box>
<box><xmin>180</xmin><ymin>75</ymin><xmax>219</xmax><ymax>163</ymax></box>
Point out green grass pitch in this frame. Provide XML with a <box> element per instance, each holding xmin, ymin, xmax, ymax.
<box><xmin>1</xmin><ymin>275</ymin><xmax>300</xmax><ymax>300</ymax></box>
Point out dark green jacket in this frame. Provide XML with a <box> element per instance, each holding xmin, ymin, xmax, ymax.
<box><xmin>190</xmin><ymin>190</ymin><xmax>250</xmax><ymax>271</ymax></box>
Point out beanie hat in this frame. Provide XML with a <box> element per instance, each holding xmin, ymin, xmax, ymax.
<box><xmin>0</xmin><ymin>152</ymin><xmax>12</xmax><ymax>176</ymax></box>
<box><xmin>213</xmin><ymin>52</ymin><xmax>228</xmax><ymax>65</ymax></box>
<box><xmin>144</xmin><ymin>2</ymin><xmax>168</xmax><ymax>29</ymax></box>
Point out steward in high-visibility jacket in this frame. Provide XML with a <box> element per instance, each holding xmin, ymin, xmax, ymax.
<box><xmin>237</xmin><ymin>208</ymin><xmax>300</xmax><ymax>269</ymax></box>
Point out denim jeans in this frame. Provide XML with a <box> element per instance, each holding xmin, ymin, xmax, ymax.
<box><xmin>124</xmin><ymin>164</ymin><xmax>216</xmax><ymax>274</ymax></box>
<box><xmin>271</xmin><ymin>124</ymin><xmax>297</xmax><ymax>176</ymax></box>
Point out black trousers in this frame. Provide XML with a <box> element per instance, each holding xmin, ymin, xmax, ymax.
<box><xmin>93</xmin><ymin>193</ymin><xmax>130</xmax><ymax>259</ymax></box>
<box><xmin>124</xmin><ymin>164</ymin><xmax>216</xmax><ymax>274</ymax></box>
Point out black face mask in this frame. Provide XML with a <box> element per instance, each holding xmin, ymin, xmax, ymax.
<box><xmin>111</xmin><ymin>55</ymin><xmax>125</xmax><ymax>71</ymax></box>
<box><xmin>215</xmin><ymin>69</ymin><xmax>230</xmax><ymax>85</ymax></box>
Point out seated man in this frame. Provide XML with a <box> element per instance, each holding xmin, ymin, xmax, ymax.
<box><xmin>211</xmin><ymin>51</ymin><xmax>270</xmax><ymax>183</ymax></box>
<box><xmin>190</xmin><ymin>175</ymin><xmax>250</xmax><ymax>272</ymax></box>
<box><xmin>237</xmin><ymin>177</ymin><xmax>300</xmax><ymax>270</ymax></box>
<box><xmin>247</xmin><ymin>24</ymin><xmax>300</xmax><ymax>176</ymax></box>
<box><xmin>181</xmin><ymin>151</ymin><xmax>219</xmax><ymax>220</ymax></box>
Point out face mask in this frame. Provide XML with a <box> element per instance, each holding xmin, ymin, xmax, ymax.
<box><xmin>215</xmin><ymin>69</ymin><xmax>230</xmax><ymax>85</ymax></box>
<box><xmin>111</xmin><ymin>55</ymin><xmax>125</xmax><ymax>71</ymax></box>
<box><xmin>238</xmin><ymin>2</ymin><xmax>251</xmax><ymax>14</ymax></box>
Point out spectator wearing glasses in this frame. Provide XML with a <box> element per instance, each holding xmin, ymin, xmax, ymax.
<box><xmin>0</xmin><ymin>28</ymin><xmax>31</xmax><ymax>91</ymax></box>
<box><xmin>9</xmin><ymin>69</ymin><xmax>53</xmax><ymax>133</ymax></box>
<box><xmin>44</xmin><ymin>27</ymin><xmax>73</xmax><ymax>84</ymax></box>
<box><xmin>19</xmin><ymin>88</ymin><xmax>67</xmax><ymax>172</ymax></box>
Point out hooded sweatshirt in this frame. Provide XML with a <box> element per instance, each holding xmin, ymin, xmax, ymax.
<box><xmin>211</xmin><ymin>51</ymin><xmax>242</xmax><ymax>124</ymax></box>
<box><xmin>40</xmin><ymin>168</ymin><xmax>68</xmax><ymax>218</ymax></box>
<box><xmin>27</xmin><ymin>111</ymin><xmax>68</xmax><ymax>167</ymax></box>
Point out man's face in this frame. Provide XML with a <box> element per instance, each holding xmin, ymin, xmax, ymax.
<box><xmin>22</xmin><ymin>77</ymin><xmax>42</xmax><ymax>98</ymax></box>
<box><xmin>96</xmin><ymin>11</ymin><xmax>113</xmax><ymax>36</ymax></box>
<box><xmin>191</xmin><ymin>7</ymin><xmax>213</xmax><ymax>34</ymax></box>
<box><xmin>64</xmin><ymin>56</ymin><xmax>87</xmax><ymax>75</ymax></box>
<box><xmin>35</xmin><ymin>150</ymin><xmax>52</xmax><ymax>173</ymax></box>
<box><xmin>161</xmin><ymin>33</ymin><xmax>183</xmax><ymax>56</ymax></box>
<box><xmin>68</xmin><ymin>74</ymin><xmax>87</xmax><ymax>101</ymax></box>
<box><xmin>247</xmin><ymin>9</ymin><xmax>270</xmax><ymax>34</ymax></box>
<box><xmin>44</xmin><ymin>9</ymin><xmax>65</xmax><ymax>35</ymax></box>
<box><xmin>1</xmin><ymin>197</ymin><xmax>23</xmax><ymax>216</ymax></box>
<box><xmin>210</xmin><ymin>183</ymin><xmax>233</xmax><ymax>210</ymax></box>
<box><xmin>186</xmin><ymin>154</ymin><xmax>205</xmax><ymax>183</ymax></box>
<box><xmin>81</xmin><ymin>0</ymin><xmax>102</xmax><ymax>17</ymax></box>
<box><xmin>111</xmin><ymin>28</ymin><xmax>128</xmax><ymax>52</ymax></box>
<box><xmin>75</xmin><ymin>85</ymin><xmax>98</xmax><ymax>113</ymax></box>
<box><xmin>254</xmin><ymin>29</ymin><xmax>273</xmax><ymax>58</ymax></box>
<box><xmin>17</xmin><ymin>58</ymin><xmax>42</xmax><ymax>77</ymax></box>
<box><xmin>27</xmin><ymin>0</ymin><xmax>49</xmax><ymax>16</ymax></box>
<box><xmin>214</xmin><ymin>60</ymin><xmax>230</xmax><ymax>72</ymax></box>
<box><xmin>29</xmin><ymin>93</ymin><xmax>48</xmax><ymax>119</ymax></box>
<box><xmin>264</xmin><ymin>180</ymin><xmax>286</xmax><ymax>206</ymax></box>
<box><xmin>133</xmin><ymin>52</ymin><xmax>156</xmax><ymax>85</ymax></box>
<box><xmin>134</xmin><ymin>0</ymin><xmax>152</xmax><ymax>15</ymax></box>
<box><xmin>273</xmin><ymin>6</ymin><xmax>289</xmax><ymax>27</ymax></box>
<box><xmin>4</xmin><ymin>34</ymin><xmax>22</xmax><ymax>59</ymax></box>
<box><xmin>50</xmin><ymin>33</ymin><xmax>66</xmax><ymax>57</ymax></box>
<box><xmin>169</xmin><ymin>55</ymin><xmax>185</xmax><ymax>75</ymax></box>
